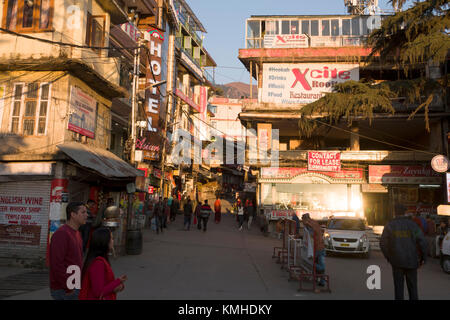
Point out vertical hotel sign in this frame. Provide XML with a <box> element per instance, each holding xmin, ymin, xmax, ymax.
<box><xmin>139</xmin><ymin>28</ymin><xmax>165</xmax><ymax>161</ymax></box>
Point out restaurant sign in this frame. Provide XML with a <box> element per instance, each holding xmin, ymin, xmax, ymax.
<box><xmin>263</xmin><ymin>34</ymin><xmax>309</xmax><ymax>48</ymax></box>
<box><xmin>261</xmin><ymin>167</ymin><xmax>364</xmax><ymax>182</ymax></box>
<box><xmin>369</xmin><ymin>165</ymin><xmax>442</xmax><ymax>184</ymax></box>
<box><xmin>308</xmin><ymin>151</ymin><xmax>341</xmax><ymax>172</ymax></box>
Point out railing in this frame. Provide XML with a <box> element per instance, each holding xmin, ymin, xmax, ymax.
<box><xmin>203</xmin><ymin>68</ymin><xmax>215</xmax><ymax>85</ymax></box>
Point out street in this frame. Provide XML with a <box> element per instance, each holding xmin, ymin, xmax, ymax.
<box><xmin>2</xmin><ymin>213</ymin><xmax>449</xmax><ymax>300</ymax></box>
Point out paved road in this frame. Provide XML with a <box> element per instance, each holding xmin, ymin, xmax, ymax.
<box><xmin>3</xmin><ymin>213</ymin><xmax>450</xmax><ymax>300</ymax></box>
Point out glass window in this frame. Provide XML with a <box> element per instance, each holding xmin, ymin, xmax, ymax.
<box><xmin>342</xmin><ymin>19</ymin><xmax>351</xmax><ymax>36</ymax></box>
<box><xmin>311</xmin><ymin>20</ymin><xmax>319</xmax><ymax>36</ymax></box>
<box><xmin>265</xmin><ymin>183</ymin><xmax>348</xmax><ymax>211</ymax></box>
<box><xmin>301</xmin><ymin>20</ymin><xmax>309</xmax><ymax>34</ymax></box>
<box><xmin>247</xmin><ymin>20</ymin><xmax>260</xmax><ymax>38</ymax></box>
<box><xmin>265</xmin><ymin>20</ymin><xmax>279</xmax><ymax>35</ymax></box>
<box><xmin>281</xmin><ymin>20</ymin><xmax>290</xmax><ymax>35</ymax></box>
<box><xmin>5</xmin><ymin>0</ymin><xmax>53</xmax><ymax>31</ymax></box>
<box><xmin>351</xmin><ymin>18</ymin><xmax>360</xmax><ymax>36</ymax></box>
<box><xmin>331</xmin><ymin>19</ymin><xmax>339</xmax><ymax>36</ymax></box>
<box><xmin>327</xmin><ymin>219</ymin><xmax>365</xmax><ymax>231</ymax></box>
<box><xmin>362</xmin><ymin>17</ymin><xmax>371</xmax><ymax>35</ymax></box>
<box><xmin>321</xmin><ymin>20</ymin><xmax>330</xmax><ymax>36</ymax></box>
<box><xmin>290</xmin><ymin>20</ymin><xmax>299</xmax><ymax>34</ymax></box>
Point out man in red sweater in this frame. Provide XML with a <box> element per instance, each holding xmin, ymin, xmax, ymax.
<box><xmin>49</xmin><ymin>202</ymin><xmax>87</xmax><ymax>300</ymax></box>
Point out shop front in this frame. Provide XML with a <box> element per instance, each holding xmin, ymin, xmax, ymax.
<box><xmin>368</xmin><ymin>165</ymin><xmax>444</xmax><ymax>221</ymax></box>
<box><xmin>258</xmin><ymin>167</ymin><xmax>366</xmax><ymax>226</ymax></box>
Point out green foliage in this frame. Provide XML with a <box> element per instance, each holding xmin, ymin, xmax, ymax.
<box><xmin>367</xmin><ymin>0</ymin><xmax>450</xmax><ymax>73</ymax></box>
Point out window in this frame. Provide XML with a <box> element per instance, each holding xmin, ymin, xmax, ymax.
<box><xmin>86</xmin><ymin>13</ymin><xmax>106</xmax><ymax>52</ymax></box>
<box><xmin>247</xmin><ymin>20</ymin><xmax>260</xmax><ymax>38</ymax></box>
<box><xmin>2</xmin><ymin>0</ymin><xmax>53</xmax><ymax>32</ymax></box>
<box><xmin>342</xmin><ymin>19</ymin><xmax>351</xmax><ymax>36</ymax></box>
<box><xmin>301</xmin><ymin>20</ymin><xmax>310</xmax><ymax>35</ymax></box>
<box><xmin>311</xmin><ymin>20</ymin><xmax>319</xmax><ymax>36</ymax></box>
<box><xmin>10</xmin><ymin>82</ymin><xmax>50</xmax><ymax>135</ymax></box>
<box><xmin>321</xmin><ymin>20</ymin><xmax>330</xmax><ymax>36</ymax></box>
<box><xmin>265</xmin><ymin>20</ymin><xmax>279</xmax><ymax>35</ymax></box>
<box><xmin>290</xmin><ymin>20</ymin><xmax>299</xmax><ymax>34</ymax></box>
<box><xmin>351</xmin><ymin>18</ymin><xmax>360</xmax><ymax>36</ymax></box>
<box><xmin>331</xmin><ymin>19</ymin><xmax>340</xmax><ymax>36</ymax></box>
<box><xmin>281</xmin><ymin>20</ymin><xmax>290</xmax><ymax>35</ymax></box>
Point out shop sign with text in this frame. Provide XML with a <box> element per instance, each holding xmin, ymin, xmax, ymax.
<box><xmin>68</xmin><ymin>87</ymin><xmax>97</xmax><ymax>139</ymax></box>
<box><xmin>262</xmin><ymin>63</ymin><xmax>359</xmax><ymax>104</ymax></box>
<box><xmin>369</xmin><ymin>165</ymin><xmax>442</xmax><ymax>184</ymax></box>
<box><xmin>308</xmin><ymin>151</ymin><xmax>341</xmax><ymax>172</ymax></box>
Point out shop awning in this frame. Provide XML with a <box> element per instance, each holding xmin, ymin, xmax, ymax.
<box><xmin>57</xmin><ymin>142</ymin><xmax>144</xmax><ymax>179</ymax></box>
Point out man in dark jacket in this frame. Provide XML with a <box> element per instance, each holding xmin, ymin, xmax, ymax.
<box><xmin>380</xmin><ymin>204</ymin><xmax>428</xmax><ymax>300</ymax></box>
<box><xmin>199</xmin><ymin>200</ymin><xmax>213</xmax><ymax>232</ymax></box>
<box><xmin>183</xmin><ymin>197</ymin><xmax>193</xmax><ymax>231</ymax></box>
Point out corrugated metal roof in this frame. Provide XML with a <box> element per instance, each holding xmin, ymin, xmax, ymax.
<box><xmin>57</xmin><ymin>142</ymin><xmax>144</xmax><ymax>179</ymax></box>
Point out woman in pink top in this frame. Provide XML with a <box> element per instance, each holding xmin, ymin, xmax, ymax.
<box><xmin>79</xmin><ymin>228</ymin><xmax>127</xmax><ymax>300</ymax></box>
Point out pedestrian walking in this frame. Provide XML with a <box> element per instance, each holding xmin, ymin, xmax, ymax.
<box><xmin>163</xmin><ymin>197</ymin><xmax>169</xmax><ymax>229</ymax></box>
<box><xmin>237</xmin><ymin>201</ymin><xmax>245</xmax><ymax>231</ymax></box>
<box><xmin>380</xmin><ymin>204</ymin><xmax>428</xmax><ymax>300</ymax></box>
<box><xmin>199</xmin><ymin>200</ymin><xmax>213</xmax><ymax>232</ymax></box>
<box><xmin>184</xmin><ymin>197</ymin><xmax>193</xmax><ymax>231</ymax></box>
<box><xmin>49</xmin><ymin>202</ymin><xmax>87</xmax><ymax>300</ymax></box>
<box><xmin>195</xmin><ymin>201</ymin><xmax>202</xmax><ymax>230</ymax></box>
<box><xmin>301</xmin><ymin>213</ymin><xmax>326</xmax><ymax>292</ymax></box>
<box><xmin>170</xmin><ymin>196</ymin><xmax>179</xmax><ymax>222</ymax></box>
<box><xmin>246</xmin><ymin>199</ymin><xmax>255</xmax><ymax>230</ymax></box>
<box><xmin>214</xmin><ymin>196</ymin><xmax>222</xmax><ymax>224</ymax></box>
<box><xmin>79</xmin><ymin>228</ymin><xmax>127</xmax><ymax>300</ymax></box>
<box><xmin>152</xmin><ymin>198</ymin><xmax>164</xmax><ymax>234</ymax></box>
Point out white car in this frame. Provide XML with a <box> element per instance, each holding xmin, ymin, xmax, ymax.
<box><xmin>324</xmin><ymin>217</ymin><xmax>370</xmax><ymax>258</ymax></box>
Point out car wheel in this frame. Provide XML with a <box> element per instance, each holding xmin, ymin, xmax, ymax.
<box><xmin>441</xmin><ymin>256</ymin><xmax>450</xmax><ymax>274</ymax></box>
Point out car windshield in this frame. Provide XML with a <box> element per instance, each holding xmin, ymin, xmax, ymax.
<box><xmin>327</xmin><ymin>219</ymin><xmax>365</xmax><ymax>231</ymax></box>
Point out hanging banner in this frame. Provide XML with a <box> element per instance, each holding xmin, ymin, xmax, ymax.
<box><xmin>447</xmin><ymin>173</ymin><xmax>450</xmax><ymax>203</ymax></box>
<box><xmin>308</xmin><ymin>151</ymin><xmax>341</xmax><ymax>172</ymax></box>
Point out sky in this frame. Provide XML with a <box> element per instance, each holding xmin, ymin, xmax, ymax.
<box><xmin>187</xmin><ymin>0</ymin><xmax>415</xmax><ymax>85</ymax></box>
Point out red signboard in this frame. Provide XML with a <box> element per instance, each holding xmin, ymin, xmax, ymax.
<box><xmin>261</xmin><ymin>167</ymin><xmax>364</xmax><ymax>181</ymax></box>
<box><xmin>175</xmin><ymin>88</ymin><xmax>201</xmax><ymax>113</ymax></box>
<box><xmin>369</xmin><ymin>165</ymin><xmax>442</xmax><ymax>184</ymax></box>
<box><xmin>148</xmin><ymin>186</ymin><xmax>154</xmax><ymax>194</ymax></box>
<box><xmin>308</xmin><ymin>151</ymin><xmax>341</xmax><ymax>172</ymax></box>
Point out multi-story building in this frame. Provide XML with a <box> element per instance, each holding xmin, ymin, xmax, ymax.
<box><xmin>165</xmin><ymin>0</ymin><xmax>217</xmax><ymax>202</ymax></box>
<box><xmin>238</xmin><ymin>14</ymin><xmax>448</xmax><ymax>229</ymax></box>
<box><xmin>0</xmin><ymin>0</ymin><xmax>159</xmax><ymax>262</ymax></box>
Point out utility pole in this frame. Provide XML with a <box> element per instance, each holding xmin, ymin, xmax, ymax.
<box><xmin>130</xmin><ymin>42</ymin><xmax>141</xmax><ymax>165</ymax></box>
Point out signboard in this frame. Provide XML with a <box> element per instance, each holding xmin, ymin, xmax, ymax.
<box><xmin>0</xmin><ymin>86</ymin><xmax>5</xmax><ymax>130</ymax></box>
<box><xmin>136</xmin><ymin>28</ymin><xmax>166</xmax><ymax>161</ymax></box>
<box><xmin>120</xmin><ymin>22</ymin><xmax>141</xmax><ymax>42</ymax></box>
<box><xmin>0</xmin><ymin>195</ymin><xmax>46</xmax><ymax>225</ymax></box>
<box><xmin>265</xmin><ymin>208</ymin><xmax>353</xmax><ymax>221</ymax></box>
<box><xmin>68</xmin><ymin>86</ymin><xmax>97</xmax><ymax>139</ymax></box>
<box><xmin>263</xmin><ymin>34</ymin><xmax>309</xmax><ymax>48</ymax></box>
<box><xmin>447</xmin><ymin>173</ymin><xmax>450</xmax><ymax>203</ymax></box>
<box><xmin>431</xmin><ymin>155</ymin><xmax>449</xmax><ymax>173</ymax></box>
<box><xmin>0</xmin><ymin>225</ymin><xmax>41</xmax><ymax>246</ymax></box>
<box><xmin>262</xmin><ymin>63</ymin><xmax>359</xmax><ymax>105</ymax></box>
<box><xmin>148</xmin><ymin>186</ymin><xmax>154</xmax><ymax>194</ymax></box>
<box><xmin>308</xmin><ymin>151</ymin><xmax>341</xmax><ymax>172</ymax></box>
<box><xmin>369</xmin><ymin>165</ymin><xmax>442</xmax><ymax>184</ymax></box>
<box><xmin>175</xmin><ymin>88</ymin><xmax>201</xmax><ymax>113</ymax></box>
<box><xmin>361</xmin><ymin>184</ymin><xmax>388</xmax><ymax>193</ymax></box>
<box><xmin>261</xmin><ymin>167</ymin><xmax>364</xmax><ymax>182</ymax></box>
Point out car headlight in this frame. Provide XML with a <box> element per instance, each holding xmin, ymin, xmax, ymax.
<box><xmin>324</xmin><ymin>233</ymin><xmax>331</xmax><ymax>242</ymax></box>
<box><xmin>359</xmin><ymin>234</ymin><xmax>368</xmax><ymax>243</ymax></box>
